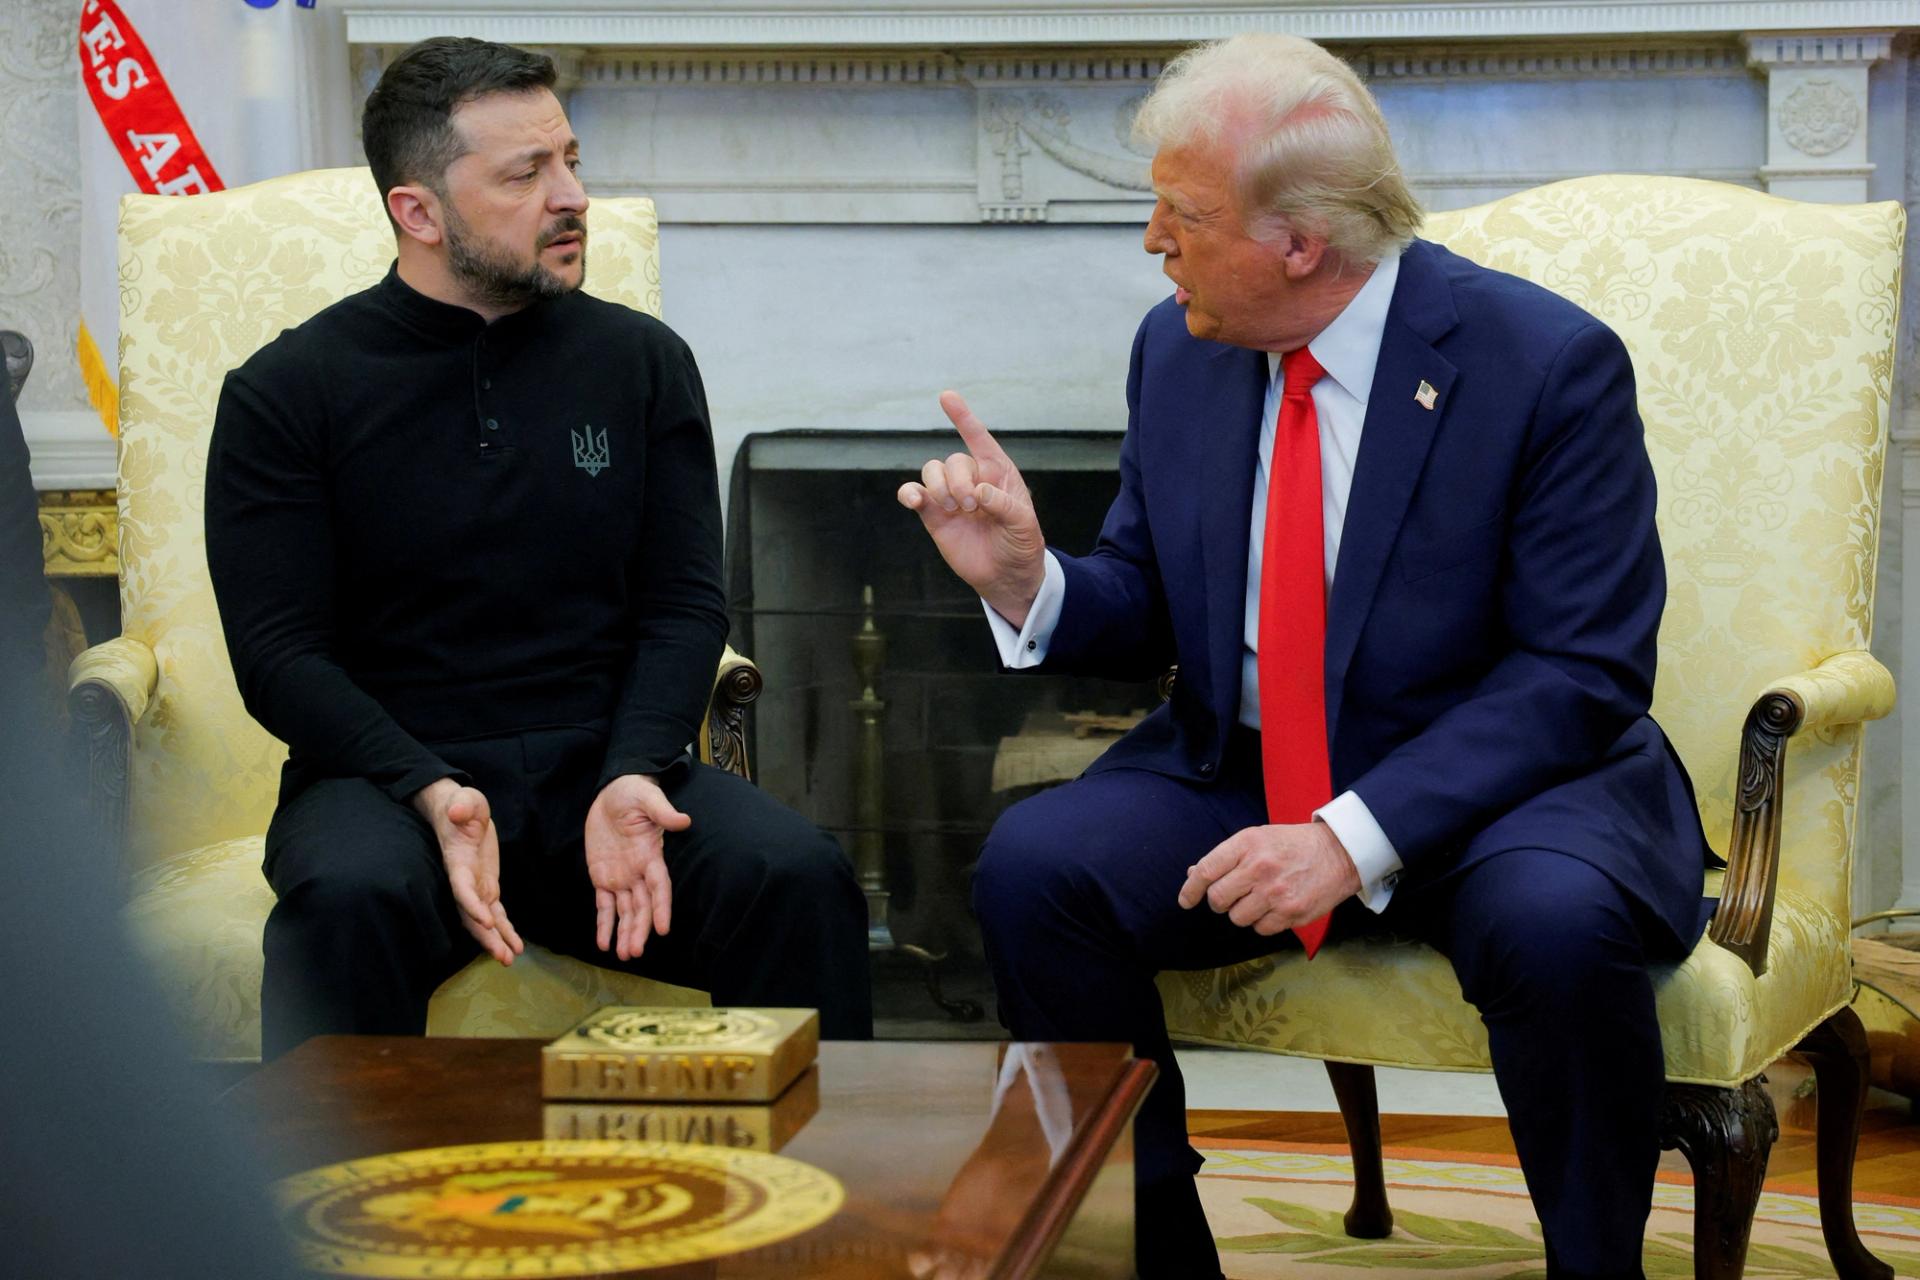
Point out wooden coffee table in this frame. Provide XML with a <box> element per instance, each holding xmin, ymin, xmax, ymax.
<box><xmin>233</xmin><ymin>1037</ymin><xmax>1153</xmax><ymax>1278</ymax></box>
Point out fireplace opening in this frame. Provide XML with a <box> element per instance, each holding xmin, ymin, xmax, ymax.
<box><xmin>725</xmin><ymin>429</ymin><xmax>1162</xmax><ymax>1036</ymax></box>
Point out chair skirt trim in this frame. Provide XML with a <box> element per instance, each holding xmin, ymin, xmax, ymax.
<box><xmin>1167</xmin><ymin>986</ymin><xmax>1857</xmax><ymax>1090</ymax></box>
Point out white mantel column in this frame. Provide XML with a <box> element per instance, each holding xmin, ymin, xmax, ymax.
<box><xmin>1901</xmin><ymin>422</ymin><xmax>1920</xmax><ymax>911</ymax></box>
<box><xmin>1744</xmin><ymin>31</ymin><xmax>1893</xmax><ymax>201</ymax></box>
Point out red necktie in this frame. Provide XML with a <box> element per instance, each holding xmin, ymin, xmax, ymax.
<box><xmin>1257</xmin><ymin>346</ymin><xmax>1333</xmax><ymax>958</ymax></box>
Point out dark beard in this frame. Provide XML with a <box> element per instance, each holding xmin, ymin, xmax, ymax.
<box><xmin>444</xmin><ymin>208</ymin><xmax>586</xmax><ymax>311</ymax></box>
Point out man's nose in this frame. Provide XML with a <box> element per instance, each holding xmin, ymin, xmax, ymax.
<box><xmin>552</xmin><ymin>166</ymin><xmax>588</xmax><ymax>215</ymax></box>
<box><xmin>1142</xmin><ymin>203</ymin><xmax>1172</xmax><ymax>255</ymax></box>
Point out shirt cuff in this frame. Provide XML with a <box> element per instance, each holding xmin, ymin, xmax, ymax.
<box><xmin>982</xmin><ymin>551</ymin><xmax>1065</xmax><ymax>669</ymax></box>
<box><xmin>1315</xmin><ymin>789</ymin><xmax>1404</xmax><ymax>913</ymax></box>
<box><xmin>382</xmin><ymin>758</ymin><xmax>470</xmax><ymax>806</ymax></box>
<box><xmin>598</xmin><ymin>749</ymin><xmax>694</xmax><ymax>795</ymax></box>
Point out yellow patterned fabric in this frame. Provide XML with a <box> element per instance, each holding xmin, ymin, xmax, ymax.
<box><xmin>1160</xmin><ymin>176</ymin><xmax>1903</xmax><ymax>1089</ymax></box>
<box><xmin>426</xmin><ymin>943</ymin><xmax>707</xmax><ymax>1040</ymax></box>
<box><xmin>1768</xmin><ymin>648</ymin><xmax>1896</xmax><ymax>736</ymax></box>
<box><xmin>66</xmin><ymin>634</ymin><xmax>158</xmax><ymax>726</ymax></box>
<box><xmin>1161</xmin><ymin>889</ymin><xmax>1848</xmax><ymax>1086</ymax></box>
<box><xmin>88</xmin><ymin>167</ymin><xmax>708</xmax><ymax>1058</ymax></box>
<box><xmin>125</xmin><ymin>837</ymin><xmax>276</xmax><ymax>1059</ymax></box>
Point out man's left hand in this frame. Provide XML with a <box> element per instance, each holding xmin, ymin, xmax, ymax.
<box><xmin>584</xmin><ymin>774</ymin><xmax>690</xmax><ymax>962</ymax></box>
<box><xmin>1177</xmin><ymin>820</ymin><xmax>1359</xmax><ymax>934</ymax></box>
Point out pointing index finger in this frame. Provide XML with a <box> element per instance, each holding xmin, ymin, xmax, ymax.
<box><xmin>939</xmin><ymin>390</ymin><xmax>1008</xmax><ymax>464</ymax></box>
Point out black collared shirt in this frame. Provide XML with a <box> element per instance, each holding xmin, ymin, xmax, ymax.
<box><xmin>206</xmin><ymin>265</ymin><xmax>727</xmax><ymax>802</ymax></box>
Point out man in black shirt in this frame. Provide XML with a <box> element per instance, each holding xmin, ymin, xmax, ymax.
<box><xmin>206</xmin><ymin>38</ymin><xmax>871</xmax><ymax>1057</ymax></box>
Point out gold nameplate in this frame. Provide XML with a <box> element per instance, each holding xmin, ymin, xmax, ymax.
<box><xmin>542</xmin><ymin>1007</ymin><xmax>819</xmax><ymax>1102</ymax></box>
<box><xmin>543</xmin><ymin>1065</ymin><xmax>821</xmax><ymax>1152</ymax></box>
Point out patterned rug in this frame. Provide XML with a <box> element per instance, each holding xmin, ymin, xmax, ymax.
<box><xmin>1197</xmin><ymin>1140</ymin><xmax>1920</xmax><ymax>1279</ymax></box>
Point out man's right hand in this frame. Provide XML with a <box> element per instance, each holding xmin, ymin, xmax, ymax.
<box><xmin>898</xmin><ymin>390</ymin><xmax>1047</xmax><ymax>628</ymax></box>
<box><xmin>412</xmin><ymin>777</ymin><xmax>524</xmax><ymax>966</ymax></box>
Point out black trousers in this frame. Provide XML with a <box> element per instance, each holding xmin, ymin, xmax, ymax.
<box><xmin>973</xmin><ymin>729</ymin><xmax>1693</xmax><ymax>1280</ymax></box>
<box><xmin>261</xmin><ymin>726</ymin><xmax>872</xmax><ymax>1058</ymax></box>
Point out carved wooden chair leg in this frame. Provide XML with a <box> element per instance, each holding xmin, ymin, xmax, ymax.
<box><xmin>1795</xmin><ymin>1006</ymin><xmax>1893</xmax><ymax>1279</ymax></box>
<box><xmin>1661</xmin><ymin>1078</ymin><xmax>1777</xmax><ymax>1280</ymax></box>
<box><xmin>1325</xmin><ymin>1060</ymin><xmax>1393</xmax><ymax>1238</ymax></box>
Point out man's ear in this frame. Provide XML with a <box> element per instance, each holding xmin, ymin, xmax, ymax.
<box><xmin>1278</xmin><ymin>229</ymin><xmax>1330</xmax><ymax>280</ymax></box>
<box><xmin>388</xmin><ymin>184</ymin><xmax>444</xmax><ymax>248</ymax></box>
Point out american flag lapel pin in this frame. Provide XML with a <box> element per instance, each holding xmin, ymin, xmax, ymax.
<box><xmin>1415</xmin><ymin>380</ymin><xmax>1438</xmax><ymax>410</ymax></box>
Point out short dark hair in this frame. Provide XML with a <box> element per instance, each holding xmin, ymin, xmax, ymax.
<box><xmin>362</xmin><ymin>37</ymin><xmax>556</xmax><ymax>210</ymax></box>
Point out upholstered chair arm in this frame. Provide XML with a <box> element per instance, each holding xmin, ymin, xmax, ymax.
<box><xmin>1709</xmin><ymin>649</ymin><xmax>1894</xmax><ymax>978</ymax></box>
<box><xmin>1763</xmin><ymin>649</ymin><xmax>1896</xmax><ymax>735</ymax></box>
<box><xmin>66</xmin><ymin>636</ymin><xmax>159</xmax><ymax>857</ymax></box>
<box><xmin>700</xmin><ymin>645</ymin><xmax>762</xmax><ymax>780</ymax></box>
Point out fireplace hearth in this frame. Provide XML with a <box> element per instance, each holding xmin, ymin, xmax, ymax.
<box><xmin>725</xmin><ymin>429</ymin><xmax>1158</xmax><ymax>1036</ymax></box>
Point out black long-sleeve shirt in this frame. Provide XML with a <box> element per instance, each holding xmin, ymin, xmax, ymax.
<box><xmin>205</xmin><ymin>266</ymin><xmax>728</xmax><ymax>803</ymax></box>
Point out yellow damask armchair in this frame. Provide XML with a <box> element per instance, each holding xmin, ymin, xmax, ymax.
<box><xmin>68</xmin><ymin>167</ymin><xmax>745</xmax><ymax>1061</ymax></box>
<box><xmin>1156</xmin><ymin>177</ymin><xmax>1902</xmax><ymax>1280</ymax></box>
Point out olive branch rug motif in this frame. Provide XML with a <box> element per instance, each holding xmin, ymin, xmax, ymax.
<box><xmin>1197</xmin><ymin>1141</ymin><xmax>1920</xmax><ymax>1279</ymax></box>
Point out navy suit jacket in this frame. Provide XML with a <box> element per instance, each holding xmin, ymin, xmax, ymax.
<box><xmin>1039</xmin><ymin>238</ymin><xmax>1712</xmax><ymax>949</ymax></box>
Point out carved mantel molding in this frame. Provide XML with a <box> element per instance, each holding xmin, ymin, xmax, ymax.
<box><xmin>341</xmin><ymin>4</ymin><xmax>1915</xmax><ymax>222</ymax></box>
<box><xmin>342</xmin><ymin>1</ymin><xmax>1920</xmax><ymax>48</ymax></box>
<box><xmin>563</xmin><ymin>40</ymin><xmax>1756</xmax><ymax>87</ymax></box>
<box><xmin>1744</xmin><ymin>29</ymin><xmax>1895</xmax><ymax>200</ymax></box>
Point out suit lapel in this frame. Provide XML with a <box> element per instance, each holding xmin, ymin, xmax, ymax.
<box><xmin>1323</xmin><ymin>242</ymin><xmax>1460</xmax><ymax>735</ymax></box>
<box><xmin>1198</xmin><ymin>343</ymin><xmax>1270</xmax><ymax>731</ymax></box>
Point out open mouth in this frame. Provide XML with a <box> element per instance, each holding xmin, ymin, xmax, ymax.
<box><xmin>1174</xmin><ymin>285</ymin><xmax>1192</xmax><ymax>305</ymax></box>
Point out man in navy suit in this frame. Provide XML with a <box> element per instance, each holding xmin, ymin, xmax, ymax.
<box><xmin>901</xmin><ymin>33</ymin><xmax>1712</xmax><ymax>1280</ymax></box>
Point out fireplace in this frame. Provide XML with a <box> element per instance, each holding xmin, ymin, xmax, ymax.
<box><xmin>725</xmin><ymin>429</ymin><xmax>1157</xmax><ymax>1035</ymax></box>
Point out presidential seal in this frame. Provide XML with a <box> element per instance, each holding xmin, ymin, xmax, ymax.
<box><xmin>273</xmin><ymin>1140</ymin><xmax>844</xmax><ymax>1277</ymax></box>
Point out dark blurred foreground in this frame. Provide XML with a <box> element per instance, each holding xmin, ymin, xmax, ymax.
<box><xmin>0</xmin><ymin>387</ymin><xmax>299</xmax><ymax>1279</ymax></box>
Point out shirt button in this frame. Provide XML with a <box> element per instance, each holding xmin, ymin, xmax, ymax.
<box><xmin>485</xmin><ymin>418</ymin><xmax>499</xmax><ymax>431</ymax></box>
<box><xmin>1199</xmin><ymin>761</ymin><xmax>1215</xmax><ymax>776</ymax></box>
<box><xmin>1025</xmin><ymin>639</ymin><xmax>1036</xmax><ymax>651</ymax></box>
<box><xmin>482</xmin><ymin>378</ymin><xmax>492</xmax><ymax>390</ymax></box>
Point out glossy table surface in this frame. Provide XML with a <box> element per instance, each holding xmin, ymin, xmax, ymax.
<box><xmin>232</xmin><ymin>1037</ymin><xmax>1154</xmax><ymax>1278</ymax></box>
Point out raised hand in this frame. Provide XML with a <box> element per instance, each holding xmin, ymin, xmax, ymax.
<box><xmin>897</xmin><ymin>390</ymin><xmax>1048</xmax><ymax>628</ymax></box>
<box><xmin>413</xmin><ymin>778</ymin><xmax>523</xmax><ymax>966</ymax></box>
<box><xmin>584</xmin><ymin>773</ymin><xmax>688</xmax><ymax>962</ymax></box>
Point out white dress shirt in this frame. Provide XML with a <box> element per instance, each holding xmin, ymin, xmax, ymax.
<box><xmin>984</xmin><ymin>250</ymin><xmax>1407</xmax><ymax>912</ymax></box>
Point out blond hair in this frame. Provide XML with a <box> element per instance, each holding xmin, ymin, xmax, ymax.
<box><xmin>1132</xmin><ymin>34</ymin><xmax>1422</xmax><ymax>263</ymax></box>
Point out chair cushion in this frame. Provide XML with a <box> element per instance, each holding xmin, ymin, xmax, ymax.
<box><xmin>1157</xmin><ymin>888</ymin><xmax>1849</xmax><ymax>1088</ymax></box>
<box><xmin>426</xmin><ymin>939</ymin><xmax>709</xmax><ymax>1039</ymax></box>
<box><xmin>125</xmin><ymin>836</ymin><xmax>706</xmax><ymax>1061</ymax></box>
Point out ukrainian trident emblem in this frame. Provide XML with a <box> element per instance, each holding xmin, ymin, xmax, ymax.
<box><xmin>571</xmin><ymin>424</ymin><xmax>610</xmax><ymax>476</ymax></box>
